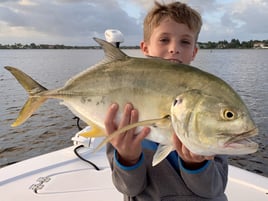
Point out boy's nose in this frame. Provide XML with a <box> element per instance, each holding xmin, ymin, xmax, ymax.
<box><xmin>169</xmin><ymin>45</ymin><xmax>180</xmax><ymax>54</ymax></box>
<box><xmin>169</xmin><ymin>49</ymin><xmax>179</xmax><ymax>54</ymax></box>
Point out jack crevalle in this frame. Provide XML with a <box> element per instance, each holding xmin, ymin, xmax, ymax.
<box><xmin>5</xmin><ymin>38</ymin><xmax>258</xmax><ymax>166</ymax></box>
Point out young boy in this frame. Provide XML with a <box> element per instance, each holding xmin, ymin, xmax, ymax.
<box><xmin>105</xmin><ymin>2</ymin><xmax>228</xmax><ymax>201</ymax></box>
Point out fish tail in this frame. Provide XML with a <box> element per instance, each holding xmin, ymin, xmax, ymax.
<box><xmin>5</xmin><ymin>66</ymin><xmax>48</xmax><ymax>127</ymax></box>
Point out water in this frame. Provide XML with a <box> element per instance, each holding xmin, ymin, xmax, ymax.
<box><xmin>0</xmin><ymin>49</ymin><xmax>267</xmax><ymax>177</ymax></box>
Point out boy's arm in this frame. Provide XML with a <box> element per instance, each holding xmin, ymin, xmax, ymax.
<box><xmin>106</xmin><ymin>143</ymin><xmax>148</xmax><ymax>196</ymax></box>
<box><xmin>173</xmin><ymin>134</ymin><xmax>228</xmax><ymax>198</ymax></box>
<box><xmin>104</xmin><ymin>103</ymin><xmax>150</xmax><ymax>166</ymax></box>
<box><xmin>105</xmin><ymin>103</ymin><xmax>150</xmax><ymax>196</ymax></box>
<box><xmin>179</xmin><ymin>155</ymin><xmax>228</xmax><ymax>198</ymax></box>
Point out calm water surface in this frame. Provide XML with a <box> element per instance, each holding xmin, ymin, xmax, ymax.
<box><xmin>0</xmin><ymin>49</ymin><xmax>267</xmax><ymax>177</ymax></box>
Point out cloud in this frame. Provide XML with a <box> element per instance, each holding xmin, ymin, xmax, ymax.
<box><xmin>231</xmin><ymin>0</ymin><xmax>268</xmax><ymax>33</ymax></box>
<box><xmin>198</xmin><ymin>0</ymin><xmax>268</xmax><ymax>41</ymax></box>
<box><xmin>0</xmin><ymin>0</ymin><xmax>142</xmax><ymax>45</ymax></box>
<box><xmin>0</xmin><ymin>0</ymin><xmax>267</xmax><ymax>45</ymax></box>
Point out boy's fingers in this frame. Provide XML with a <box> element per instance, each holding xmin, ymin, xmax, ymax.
<box><xmin>135</xmin><ymin>127</ymin><xmax>150</xmax><ymax>143</ymax></box>
<box><xmin>130</xmin><ymin>109</ymin><xmax>139</xmax><ymax>125</ymax></box>
<box><xmin>118</xmin><ymin>103</ymin><xmax>133</xmax><ymax>129</ymax></box>
<box><xmin>105</xmin><ymin>103</ymin><xmax>119</xmax><ymax>135</ymax></box>
<box><xmin>127</xmin><ymin>109</ymin><xmax>138</xmax><ymax>135</ymax></box>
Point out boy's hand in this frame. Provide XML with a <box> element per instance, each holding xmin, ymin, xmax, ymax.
<box><xmin>105</xmin><ymin>103</ymin><xmax>150</xmax><ymax>166</ymax></box>
<box><xmin>172</xmin><ymin>134</ymin><xmax>214</xmax><ymax>170</ymax></box>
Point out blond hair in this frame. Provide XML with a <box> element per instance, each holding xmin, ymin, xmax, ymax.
<box><xmin>143</xmin><ymin>1</ymin><xmax>202</xmax><ymax>42</ymax></box>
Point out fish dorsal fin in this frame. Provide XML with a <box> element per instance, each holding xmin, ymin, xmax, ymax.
<box><xmin>64</xmin><ymin>37</ymin><xmax>129</xmax><ymax>87</ymax></box>
<box><xmin>93</xmin><ymin>37</ymin><xmax>128</xmax><ymax>62</ymax></box>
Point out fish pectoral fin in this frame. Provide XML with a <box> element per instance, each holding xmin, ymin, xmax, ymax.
<box><xmin>79</xmin><ymin>124</ymin><xmax>105</xmax><ymax>138</ymax></box>
<box><xmin>94</xmin><ymin>115</ymin><xmax>171</xmax><ymax>152</ymax></box>
<box><xmin>152</xmin><ymin>144</ymin><xmax>174</xmax><ymax>166</ymax></box>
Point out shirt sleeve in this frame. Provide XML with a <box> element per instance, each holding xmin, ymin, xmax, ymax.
<box><xmin>178</xmin><ymin>155</ymin><xmax>228</xmax><ymax>198</ymax></box>
<box><xmin>106</xmin><ymin>143</ymin><xmax>148</xmax><ymax>197</ymax></box>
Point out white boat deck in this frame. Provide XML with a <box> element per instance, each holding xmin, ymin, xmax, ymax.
<box><xmin>0</xmin><ymin>138</ymin><xmax>267</xmax><ymax>201</ymax></box>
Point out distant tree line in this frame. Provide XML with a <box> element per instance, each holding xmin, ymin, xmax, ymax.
<box><xmin>198</xmin><ymin>39</ymin><xmax>268</xmax><ymax>49</ymax></box>
<box><xmin>0</xmin><ymin>39</ymin><xmax>267</xmax><ymax>49</ymax></box>
<box><xmin>0</xmin><ymin>43</ymin><xmax>100</xmax><ymax>49</ymax></box>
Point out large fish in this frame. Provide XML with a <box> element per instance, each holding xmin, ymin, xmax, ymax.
<box><xmin>5</xmin><ymin>38</ymin><xmax>258</xmax><ymax>166</ymax></box>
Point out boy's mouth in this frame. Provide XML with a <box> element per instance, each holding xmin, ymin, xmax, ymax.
<box><xmin>167</xmin><ymin>59</ymin><xmax>182</xmax><ymax>63</ymax></box>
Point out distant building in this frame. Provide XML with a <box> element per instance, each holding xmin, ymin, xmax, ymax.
<box><xmin>253</xmin><ymin>42</ymin><xmax>268</xmax><ymax>49</ymax></box>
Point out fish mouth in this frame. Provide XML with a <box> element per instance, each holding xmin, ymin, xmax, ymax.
<box><xmin>221</xmin><ymin>127</ymin><xmax>258</xmax><ymax>146</ymax></box>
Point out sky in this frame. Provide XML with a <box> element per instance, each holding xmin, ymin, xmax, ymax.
<box><xmin>0</xmin><ymin>0</ymin><xmax>267</xmax><ymax>46</ymax></box>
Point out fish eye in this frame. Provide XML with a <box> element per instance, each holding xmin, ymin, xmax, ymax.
<box><xmin>222</xmin><ymin>109</ymin><xmax>235</xmax><ymax>120</ymax></box>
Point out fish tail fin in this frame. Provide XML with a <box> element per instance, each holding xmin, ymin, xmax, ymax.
<box><xmin>12</xmin><ymin>96</ymin><xmax>47</xmax><ymax>127</ymax></box>
<box><xmin>5</xmin><ymin>66</ymin><xmax>48</xmax><ymax>127</ymax></box>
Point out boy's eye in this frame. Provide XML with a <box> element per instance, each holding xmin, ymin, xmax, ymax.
<box><xmin>159</xmin><ymin>38</ymin><xmax>170</xmax><ymax>43</ymax></box>
<box><xmin>181</xmin><ymin>40</ymin><xmax>191</xmax><ymax>45</ymax></box>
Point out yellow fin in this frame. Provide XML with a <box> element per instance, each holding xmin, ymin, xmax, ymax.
<box><xmin>12</xmin><ymin>97</ymin><xmax>47</xmax><ymax>127</ymax></box>
<box><xmin>79</xmin><ymin>124</ymin><xmax>105</xmax><ymax>138</ymax></box>
<box><xmin>94</xmin><ymin>115</ymin><xmax>171</xmax><ymax>152</ymax></box>
<box><xmin>5</xmin><ymin>66</ymin><xmax>48</xmax><ymax>127</ymax></box>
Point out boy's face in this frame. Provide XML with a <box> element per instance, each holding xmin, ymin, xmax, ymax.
<box><xmin>141</xmin><ymin>17</ymin><xmax>198</xmax><ymax>65</ymax></box>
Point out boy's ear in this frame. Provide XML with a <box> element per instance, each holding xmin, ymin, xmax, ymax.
<box><xmin>140</xmin><ymin>41</ymin><xmax>149</xmax><ymax>55</ymax></box>
<box><xmin>191</xmin><ymin>46</ymin><xmax>198</xmax><ymax>61</ymax></box>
